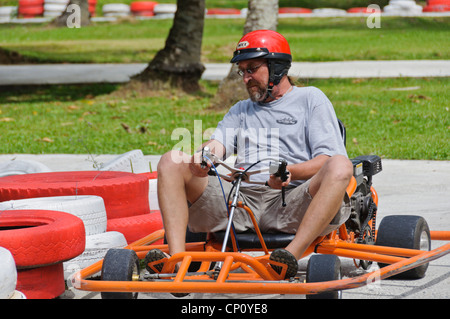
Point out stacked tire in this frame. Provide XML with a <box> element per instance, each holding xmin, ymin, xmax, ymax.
<box><xmin>130</xmin><ymin>1</ymin><xmax>158</xmax><ymax>17</ymax></box>
<box><xmin>0</xmin><ymin>247</ymin><xmax>26</xmax><ymax>299</ymax></box>
<box><xmin>0</xmin><ymin>6</ymin><xmax>17</xmax><ymax>23</ymax></box>
<box><xmin>153</xmin><ymin>3</ymin><xmax>176</xmax><ymax>17</ymax></box>
<box><xmin>279</xmin><ymin>7</ymin><xmax>312</xmax><ymax>14</ymax></box>
<box><xmin>0</xmin><ymin>210</ymin><xmax>85</xmax><ymax>298</ymax></box>
<box><xmin>102</xmin><ymin>3</ymin><xmax>130</xmax><ymax>17</ymax></box>
<box><xmin>43</xmin><ymin>0</ymin><xmax>68</xmax><ymax>18</ymax></box>
<box><xmin>88</xmin><ymin>0</ymin><xmax>97</xmax><ymax>16</ymax></box>
<box><xmin>423</xmin><ymin>0</ymin><xmax>450</xmax><ymax>11</ymax></box>
<box><xmin>18</xmin><ymin>0</ymin><xmax>44</xmax><ymax>18</ymax></box>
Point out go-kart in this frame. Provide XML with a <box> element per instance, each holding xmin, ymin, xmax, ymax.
<box><xmin>71</xmin><ymin>148</ymin><xmax>450</xmax><ymax>299</ymax></box>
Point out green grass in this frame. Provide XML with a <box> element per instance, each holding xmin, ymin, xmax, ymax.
<box><xmin>0</xmin><ymin>78</ymin><xmax>448</xmax><ymax>160</ymax></box>
<box><xmin>0</xmin><ymin>17</ymin><xmax>449</xmax><ymax>63</ymax></box>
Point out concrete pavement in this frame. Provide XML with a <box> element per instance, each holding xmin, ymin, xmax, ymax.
<box><xmin>0</xmin><ymin>154</ymin><xmax>448</xmax><ymax>299</ymax></box>
<box><xmin>1</xmin><ymin>60</ymin><xmax>450</xmax><ymax>86</ymax></box>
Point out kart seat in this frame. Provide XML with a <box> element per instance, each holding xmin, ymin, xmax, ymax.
<box><xmin>212</xmin><ymin>231</ymin><xmax>295</xmax><ymax>250</ymax></box>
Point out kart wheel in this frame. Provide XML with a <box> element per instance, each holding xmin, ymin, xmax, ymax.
<box><xmin>101</xmin><ymin>249</ymin><xmax>140</xmax><ymax>299</ymax></box>
<box><xmin>306</xmin><ymin>254</ymin><xmax>342</xmax><ymax>299</ymax></box>
<box><xmin>375</xmin><ymin>215</ymin><xmax>430</xmax><ymax>279</ymax></box>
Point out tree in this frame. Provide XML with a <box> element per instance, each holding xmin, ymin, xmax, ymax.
<box><xmin>212</xmin><ymin>0</ymin><xmax>279</xmax><ymax>109</ymax></box>
<box><xmin>130</xmin><ymin>0</ymin><xmax>206</xmax><ymax>93</ymax></box>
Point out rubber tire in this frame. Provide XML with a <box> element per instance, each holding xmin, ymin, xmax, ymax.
<box><xmin>0</xmin><ymin>171</ymin><xmax>150</xmax><ymax>219</ymax></box>
<box><xmin>0</xmin><ymin>159</ymin><xmax>51</xmax><ymax>177</ymax></box>
<box><xmin>0</xmin><ymin>195</ymin><xmax>107</xmax><ymax>236</ymax></box>
<box><xmin>375</xmin><ymin>215</ymin><xmax>431</xmax><ymax>279</ymax></box>
<box><xmin>107</xmin><ymin>211</ymin><xmax>163</xmax><ymax>244</ymax></box>
<box><xmin>306</xmin><ymin>254</ymin><xmax>342</xmax><ymax>299</ymax></box>
<box><xmin>63</xmin><ymin>231</ymin><xmax>127</xmax><ymax>279</ymax></box>
<box><xmin>100</xmin><ymin>149</ymin><xmax>149</xmax><ymax>174</ymax></box>
<box><xmin>16</xmin><ymin>263</ymin><xmax>65</xmax><ymax>299</ymax></box>
<box><xmin>101</xmin><ymin>249</ymin><xmax>140</xmax><ymax>299</ymax></box>
<box><xmin>0</xmin><ymin>247</ymin><xmax>17</xmax><ymax>299</ymax></box>
<box><xmin>0</xmin><ymin>210</ymin><xmax>85</xmax><ymax>268</ymax></box>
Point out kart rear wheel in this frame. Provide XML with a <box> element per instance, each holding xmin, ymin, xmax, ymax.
<box><xmin>375</xmin><ymin>215</ymin><xmax>430</xmax><ymax>279</ymax></box>
<box><xmin>101</xmin><ymin>249</ymin><xmax>140</xmax><ymax>299</ymax></box>
<box><xmin>306</xmin><ymin>254</ymin><xmax>342</xmax><ymax>299</ymax></box>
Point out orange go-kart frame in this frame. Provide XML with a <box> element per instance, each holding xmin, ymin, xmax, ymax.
<box><xmin>71</xmin><ymin>176</ymin><xmax>450</xmax><ymax>297</ymax></box>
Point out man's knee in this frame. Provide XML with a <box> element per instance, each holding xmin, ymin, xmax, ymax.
<box><xmin>326</xmin><ymin>155</ymin><xmax>353</xmax><ymax>184</ymax></box>
<box><xmin>157</xmin><ymin>150</ymin><xmax>190</xmax><ymax>172</ymax></box>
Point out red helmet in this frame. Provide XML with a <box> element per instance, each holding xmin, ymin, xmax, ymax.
<box><xmin>231</xmin><ymin>30</ymin><xmax>292</xmax><ymax>63</ymax></box>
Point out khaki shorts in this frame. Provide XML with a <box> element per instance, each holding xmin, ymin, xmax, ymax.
<box><xmin>188</xmin><ymin>176</ymin><xmax>351</xmax><ymax>236</ymax></box>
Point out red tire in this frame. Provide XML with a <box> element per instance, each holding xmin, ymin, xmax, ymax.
<box><xmin>279</xmin><ymin>7</ymin><xmax>312</xmax><ymax>14</ymax></box>
<box><xmin>0</xmin><ymin>210</ymin><xmax>85</xmax><ymax>268</ymax></box>
<box><xmin>423</xmin><ymin>4</ymin><xmax>450</xmax><ymax>11</ymax></box>
<box><xmin>347</xmin><ymin>7</ymin><xmax>380</xmax><ymax>13</ymax></box>
<box><xmin>18</xmin><ymin>6</ymin><xmax>44</xmax><ymax>15</ymax></box>
<box><xmin>130</xmin><ymin>1</ymin><xmax>158</xmax><ymax>12</ymax></box>
<box><xmin>0</xmin><ymin>171</ymin><xmax>150</xmax><ymax>220</ymax></box>
<box><xmin>16</xmin><ymin>263</ymin><xmax>65</xmax><ymax>299</ymax></box>
<box><xmin>18</xmin><ymin>0</ymin><xmax>44</xmax><ymax>6</ymax></box>
<box><xmin>107</xmin><ymin>210</ymin><xmax>164</xmax><ymax>244</ymax></box>
<box><xmin>207</xmin><ymin>8</ymin><xmax>241</xmax><ymax>15</ymax></box>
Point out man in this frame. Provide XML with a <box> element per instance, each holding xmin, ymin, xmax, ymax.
<box><xmin>151</xmin><ymin>30</ymin><xmax>353</xmax><ymax>278</ymax></box>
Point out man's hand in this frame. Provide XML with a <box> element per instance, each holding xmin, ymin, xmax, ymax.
<box><xmin>189</xmin><ymin>151</ymin><xmax>211</xmax><ymax>177</ymax></box>
<box><xmin>267</xmin><ymin>170</ymin><xmax>291</xmax><ymax>189</ymax></box>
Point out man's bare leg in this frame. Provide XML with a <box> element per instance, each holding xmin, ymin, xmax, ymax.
<box><xmin>285</xmin><ymin>155</ymin><xmax>353</xmax><ymax>259</ymax></box>
<box><xmin>157</xmin><ymin>150</ymin><xmax>208</xmax><ymax>256</ymax></box>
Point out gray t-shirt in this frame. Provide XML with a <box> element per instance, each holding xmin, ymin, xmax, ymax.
<box><xmin>211</xmin><ymin>86</ymin><xmax>347</xmax><ymax>185</ymax></box>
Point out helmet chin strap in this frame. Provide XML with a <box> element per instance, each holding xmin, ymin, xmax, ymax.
<box><xmin>261</xmin><ymin>60</ymin><xmax>281</xmax><ymax>102</ymax></box>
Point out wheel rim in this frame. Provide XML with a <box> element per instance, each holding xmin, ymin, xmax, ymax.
<box><xmin>419</xmin><ymin>230</ymin><xmax>430</xmax><ymax>251</ymax></box>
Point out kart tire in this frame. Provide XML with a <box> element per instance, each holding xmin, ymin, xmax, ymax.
<box><xmin>16</xmin><ymin>263</ymin><xmax>65</xmax><ymax>299</ymax></box>
<box><xmin>0</xmin><ymin>195</ymin><xmax>107</xmax><ymax>236</ymax></box>
<box><xmin>101</xmin><ymin>249</ymin><xmax>140</xmax><ymax>299</ymax></box>
<box><xmin>0</xmin><ymin>210</ymin><xmax>85</xmax><ymax>268</ymax></box>
<box><xmin>306</xmin><ymin>254</ymin><xmax>342</xmax><ymax>299</ymax></box>
<box><xmin>0</xmin><ymin>171</ymin><xmax>151</xmax><ymax>219</ymax></box>
<box><xmin>106</xmin><ymin>211</ymin><xmax>164</xmax><ymax>244</ymax></box>
<box><xmin>0</xmin><ymin>247</ymin><xmax>17</xmax><ymax>299</ymax></box>
<box><xmin>375</xmin><ymin>215</ymin><xmax>430</xmax><ymax>279</ymax></box>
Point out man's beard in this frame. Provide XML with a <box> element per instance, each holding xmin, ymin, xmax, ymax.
<box><xmin>246</xmin><ymin>81</ymin><xmax>268</xmax><ymax>102</ymax></box>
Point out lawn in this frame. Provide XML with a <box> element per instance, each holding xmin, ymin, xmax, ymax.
<box><xmin>0</xmin><ymin>77</ymin><xmax>448</xmax><ymax>160</ymax></box>
<box><xmin>0</xmin><ymin>16</ymin><xmax>449</xmax><ymax>63</ymax></box>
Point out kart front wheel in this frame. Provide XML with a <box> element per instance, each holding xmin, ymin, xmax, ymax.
<box><xmin>306</xmin><ymin>254</ymin><xmax>342</xmax><ymax>299</ymax></box>
<box><xmin>375</xmin><ymin>215</ymin><xmax>431</xmax><ymax>279</ymax></box>
<box><xmin>101</xmin><ymin>249</ymin><xmax>140</xmax><ymax>299</ymax></box>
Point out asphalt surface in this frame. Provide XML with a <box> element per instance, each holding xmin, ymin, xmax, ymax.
<box><xmin>1</xmin><ymin>154</ymin><xmax>448</xmax><ymax>300</ymax></box>
<box><xmin>1</xmin><ymin>60</ymin><xmax>450</xmax><ymax>86</ymax></box>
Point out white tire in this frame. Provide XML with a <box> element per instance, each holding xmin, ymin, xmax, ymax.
<box><xmin>0</xmin><ymin>159</ymin><xmax>51</xmax><ymax>177</ymax></box>
<box><xmin>44</xmin><ymin>3</ymin><xmax>67</xmax><ymax>11</ymax></box>
<box><xmin>153</xmin><ymin>3</ymin><xmax>177</xmax><ymax>14</ymax></box>
<box><xmin>100</xmin><ymin>149</ymin><xmax>149</xmax><ymax>174</ymax></box>
<box><xmin>44</xmin><ymin>0</ymin><xmax>69</xmax><ymax>4</ymax></box>
<box><xmin>148</xmin><ymin>178</ymin><xmax>159</xmax><ymax>210</ymax></box>
<box><xmin>64</xmin><ymin>231</ymin><xmax>127</xmax><ymax>279</ymax></box>
<box><xmin>0</xmin><ymin>6</ymin><xmax>17</xmax><ymax>16</ymax></box>
<box><xmin>102</xmin><ymin>3</ymin><xmax>130</xmax><ymax>13</ymax></box>
<box><xmin>0</xmin><ymin>247</ymin><xmax>17</xmax><ymax>299</ymax></box>
<box><xmin>0</xmin><ymin>195</ymin><xmax>107</xmax><ymax>236</ymax></box>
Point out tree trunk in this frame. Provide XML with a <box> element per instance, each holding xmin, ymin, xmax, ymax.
<box><xmin>53</xmin><ymin>0</ymin><xmax>90</xmax><ymax>28</ymax></box>
<box><xmin>211</xmin><ymin>0</ymin><xmax>278</xmax><ymax>109</ymax></box>
<box><xmin>131</xmin><ymin>0</ymin><xmax>206</xmax><ymax>92</ymax></box>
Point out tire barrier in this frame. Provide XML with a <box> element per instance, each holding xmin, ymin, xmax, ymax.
<box><xmin>107</xmin><ymin>210</ymin><xmax>163</xmax><ymax>244</ymax></box>
<box><xmin>130</xmin><ymin>1</ymin><xmax>158</xmax><ymax>16</ymax></box>
<box><xmin>18</xmin><ymin>0</ymin><xmax>44</xmax><ymax>18</ymax></box>
<box><xmin>0</xmin><ymin>195</ymin><xmax>107</xmax><ymax>236</ymax></box>
<box><xmin>0</xmin><ymin>171</ymin><xmax>151</xmax><ymax>220</ymax></box>
<box><xmin>0</xmin><ymin>210</ymin><xmax>85</xmax><ymax>299</ymax></box>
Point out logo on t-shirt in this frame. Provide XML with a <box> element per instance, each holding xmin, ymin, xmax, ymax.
<box><xmin>276</xmin><ymin>117</ymin><xmax>297</xmax><ymax>125</ymax></box>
